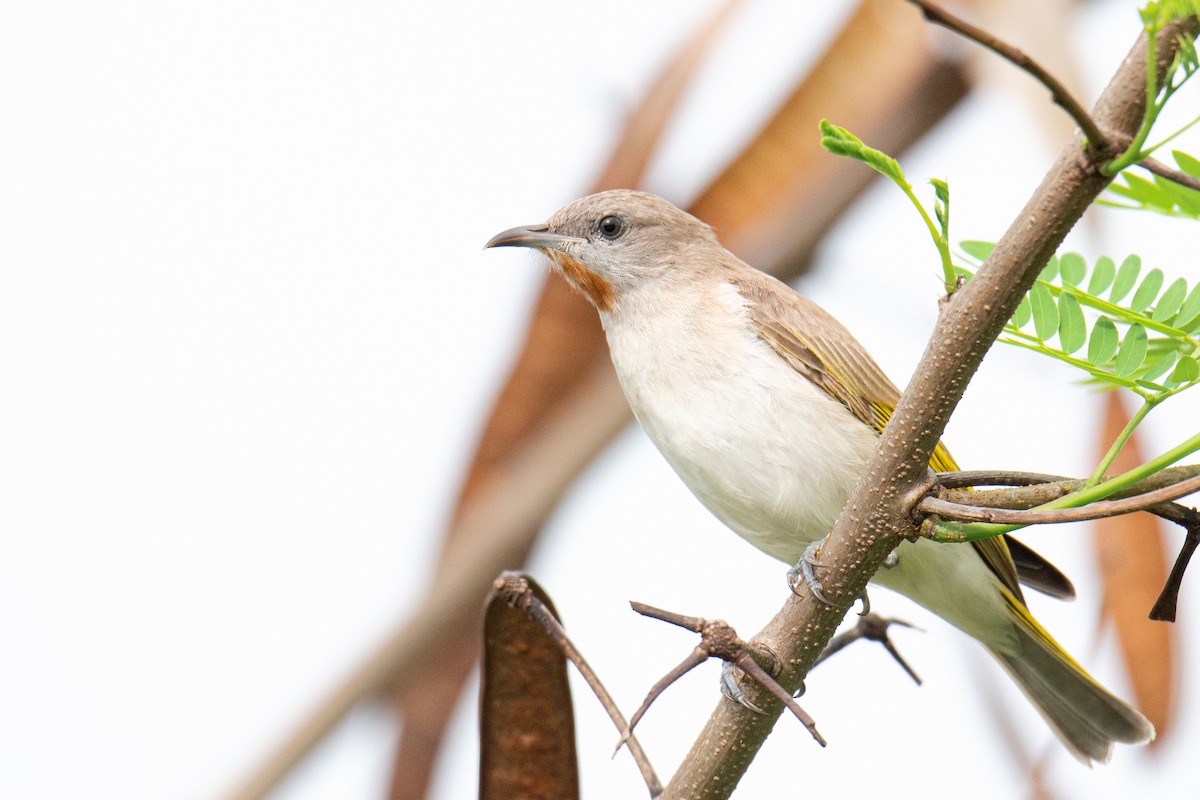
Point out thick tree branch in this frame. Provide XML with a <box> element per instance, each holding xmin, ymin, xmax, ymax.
<box><xmin>662</xmin><ymin>16</ymin><xmax>1199</xmax><ymax>800</ymax></box>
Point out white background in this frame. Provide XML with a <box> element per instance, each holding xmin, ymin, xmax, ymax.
<box><xmin>1</xmin><ymin>2</ymin><xmax>1197</xmax><ymax>799</ymax></box>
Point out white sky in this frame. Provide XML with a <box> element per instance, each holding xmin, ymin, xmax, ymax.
<box><xmin>1</xmin><ymin>2</ymin><xmax>1197</xmax><ymax>799</ymax></box>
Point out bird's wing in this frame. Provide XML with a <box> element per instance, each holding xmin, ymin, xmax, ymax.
<box><xmin>733</xmin><ymin>272</ymin><xmax>1026</xmax><ymax>599</ymax></box>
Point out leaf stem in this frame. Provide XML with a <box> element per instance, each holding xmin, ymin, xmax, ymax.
<box><xmin>1085</xmin><ymin>394</ymin><xmax>1160</xmax><ymax>488</ymax></box>
<box><xmin>894</xmin><ymin>180</ymin><xmax>956</xmax><ymax>291</ymax></box>
<box><xmin>1144</xmin><ymin>110</ymin><xmax>1200</xmax><ymax>153</ymax></box>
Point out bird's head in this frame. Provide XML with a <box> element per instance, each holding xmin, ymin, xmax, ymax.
<box><xmin>485</xmin><ymin>189</ymin><xmax>719</xmax><ymax>312</ymax></box>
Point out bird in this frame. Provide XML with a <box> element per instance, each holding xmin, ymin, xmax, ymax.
<box><xmin>485</xmin><ymin>188</ymin><xmax>1153</xmax><ymax>763</ymax></box>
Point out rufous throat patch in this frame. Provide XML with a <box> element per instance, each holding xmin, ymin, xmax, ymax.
<box><xmin>546</xmin><ymin>250</ymin><xmax>614</xmax><ymax>311</ymax></box>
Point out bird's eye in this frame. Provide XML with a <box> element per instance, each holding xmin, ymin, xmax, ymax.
<box><xmin>596</xmin><ymin>215</ymin><xmax>625</xmax><ymax>240</ymax></box>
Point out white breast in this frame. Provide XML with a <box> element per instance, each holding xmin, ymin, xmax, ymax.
<box><xmin>601</xmin><ymin>280</ymin><xmax>879</xmax><ymax>564</ymax></box>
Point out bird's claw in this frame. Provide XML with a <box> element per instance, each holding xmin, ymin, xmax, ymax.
<box><xmin>719</xmin><ymin>661</ymin><xmax>767</xmax><ymax>715</ymax></box>
<box><xmin>787</xmin><ymin>539</ymin><xmax>837</xmax><ymax>608</ymax></box>
<box><xmin>856</xmin><ymin>588</ymin><xmax>871</xmax><ymax>616</ymax></box>
<box><xmin>788</xmin><ymin>539</ymin><xmax>871</xmax><ymax>612</ymax></box>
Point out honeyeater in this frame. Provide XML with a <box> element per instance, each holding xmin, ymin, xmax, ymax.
<box><xmin>486</xmin><ymin>189</ymin><xmax>1153</xmax><ymax>763</ymax></box>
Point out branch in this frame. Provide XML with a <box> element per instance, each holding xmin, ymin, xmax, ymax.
<box><xmin>1154</xmin><ymin>519</ymin><xmax>1200</xmax><ymax>621</ymax></box>
<box><xmin>920</xmin><ymin>472</ymin><xmax>1200</xmax><ymax>526</ymax></box>
<box><xmin>936</xmin><ymin>467</ymin><xmax>1200</xmax><ymax>622</ymax></box>
<box><xmin>811</xmin><ymin>614</ymin><xmax>923</xmax><ymax>685</ymax></box>
<box><xmin>1137</xmin><ymin>156</ymin><xmax>1200</xmax><ymax>192</ymax></box>
<box><xmin>938</xmin><ymin>464</ymin><xmax>1200</xmax><ymax>510</ymax></box>
<box><xmin>661</xmin><ymin>16</ymin><xmax>1199</xmax><ymax>800</ymax></box>
<box><xmin>624</xmin><ymin>603</ymin><xmax>825</xmax><ymax>748</ymax></box>
<box><xmin>907</xmin><ymin>0</ymin><xmax>1112</xmax><ymax>153</ymax></box>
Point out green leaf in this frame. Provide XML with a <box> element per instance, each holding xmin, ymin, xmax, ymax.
<box><xmin>1170</xmin><ymin>354</ymin><xmax>1200</xmax><ymax>384</ymax></box>
<box><xmin>1114</xmin><ymin>323</ymin><xmax>1149</xmax><ymax>377</ymax></box>
<box><xmin>1176</xmin><ymin>149</ymin><xmax>1200</xmax><ymax>177</ymax></box>
<box><xmin>1088</xmin><ymin>256</ymin><xmax>1116</xmax><ymax>295</ymax></box>
<box><xmin>1131</xmin><ymin>267</ymin><xmax>1164</xmax><ymax>312</ymax></box>
<box><xmin>1011</xmin><ymin>295</ymin><xmax>1032</xmax><ymax>328</ymax></box>
<box><xmin>1106</xmin><ymin>154</ymin><xmax>1200</xmax><ymax>217</ymax></box>
<box><xmin>1159</xmin><ymin>174</ymin><xmax>1200</xmax><ymax>216</ymax></box>
<box><xmin>1111</xmin><ymin>255</ymin><xmax>1142</xmax><ymax>302</ymax></box>
<box><xmin>1030</xmin><ymin>283</ymin><xmax>1059</xmax><ymax>340</ymax></box>
<box><xmin>1040</xmin><ymin>255</ymin><xmax>1059</xmax><ymax>283</ymax></box>
<box><xmin>1057</xmin><ymin>292</ymin><xmax>1086</xmax><ymax>353</ymax></box>
<box><xmin>959</xmin><ymin>240</ymin><xmax>995</xmax><ymax>261</ymax></box>
<box><xmin>1059</xmin><ymin>252</ymin><xmax>1087</xmax><ymax>286</ymax></box>
<box><xmin>1122</xmin><ymin>172</ymin><xmax>1177</xmax><ymax>210</ymax></box>
<box><xmin>1088</xmin><ymin>316</ymin><xmax>1119</xmax><ymax>364</ymax></box>
<box><xmin>1141</xmin><ymin>350</ymin><xmax>1180</xmax><ymax>382</ymax></box>
<box><xmin>1175</xmin><ymin>283</ymin><xmax>1200</xmax><ymax>330</ymax></box>
<box><xmin>819</xmin><ymin>119</ymin><xmax>906</xmax><ymax>185</ymax></box>
<box><xmin>932</xmin><ymin>179</ymin><xmax>950</xmax><ymax>239</ymax></box>
<box><xmin>1154</xmin><ymin>277</ymin><xmax>1188</xmax><ymax>321</ymax></box>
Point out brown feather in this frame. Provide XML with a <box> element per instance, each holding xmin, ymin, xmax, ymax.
<box><xmin>731</xmin><ymin>270</ymin><xmax>1027</xmax><ymax>600</ymax></box>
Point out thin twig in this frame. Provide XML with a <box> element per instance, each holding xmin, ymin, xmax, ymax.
<box><xmin>813</xmin><ymin>614</ymin><xmax>923</xmax><ymax>685</ymax></box>
<box><xmin>937</xmin><ymin>469</ymin><xmax>1200</xmax><ymax>621</ymax></box>
<box><xmin>1152</xmin><ymin>511</ymin><xmax>1200</xmax><ymax>621</ymax></box>
<box><xmin>906</xmin><ymin>0</ymin><xmax>1111</xmax><ymax>153</ymax></box>
<box><xmin>733</xmin><ymin>655</ymin><xmax>826</xmax><ymax>746</ymax></box>
<box><xmin>937</xmin><ymin>465</ymin><xmax>1200</xmax><ymax>512</ymax></box>
<box><xmin>627</xmin><ymin>602</ymin><xmax>824</xmax><ymax>746</ymax></box>
<box><xmin>625</xmin><ymin>606</ymin><xmax>925</xmax><ymax>749</ymax></box>
<box><xmin>1137</xmin><ymin>156</ymin><xmax>1200</xmax><ymax>192</ymax></box>
<box><xmin>920</xmin><ymin>473</ymin><xmax>1200</xmax><ymax>525</ymax></box>
<box><xmin>496</xmin><ymin>575</ymin><xmax>663</xmax><ymax>797</ymax></box>
<box><xmin>936</xmin><ymin>469</ymin><xmax>1074</xmax><ymax>489</ymax></box>
<box><xmin>614</xmin><ymin>647</ymin><xmax>709</xmax><ymax>756</ymax></box>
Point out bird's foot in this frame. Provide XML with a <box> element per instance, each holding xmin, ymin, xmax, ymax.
<box><xmin>719</xmin><ymin>642</ymin><xmax>784</xmax><ymax>714</ymax></box>
<box><xmin>788</xmin><ymin>538</ymin><xmax>871</xmax><ymax>612</ymax></box>
<box><xmin>788</xmin><ymin>539</ymin><xmax>837</xmax><ymax>608</ymax></box>
<box><xmin>719</xmin><ymin>661</ymin><xmax>765</xmax><ymax>714</ymax></box>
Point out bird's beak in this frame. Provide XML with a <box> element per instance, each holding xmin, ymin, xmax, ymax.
<box><xmin>484</xmin><ymin>224</ymin><xmax>584</xmax><ymax>251</ymax></box>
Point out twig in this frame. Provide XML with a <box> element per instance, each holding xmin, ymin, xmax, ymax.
<box><xmin>919</xmin><ymin>473</ymin><xmax>1200</xmax><ymax>525</ymax></box>
<box><xmin>1137</xmin><ymin>156</ymin><xmax>1200</xmax><ymax>192</ymax></box>
<box><xmin>614</xmin><ymin>647</ymin><xmax>709</xmax><ymax>757</ymax></box>
<box><xmin>812</xmin><ymin>614</ymin><xmax>923</xmax><ymax>685</ymax></box>
<box><xmin>1151</xmin><ymin>511</ymin><xmax>1200</xmax><ymax>621</ymax></box>
<box><xmin>937</xmin><ymin>468</ymin><xmax>1200</xmax><ymax>621</ymax></box>
<box><xmin>733</xmin><ymin>656</ymin><xmax>825</xmax><ymax>746</ymax></box>
<box><xmin>936</xmin><ymin>469</ymin><xmax>1077</xmax><ymax>490</ymax></box>
<box><xmin>906</xmin><ymin>0</ymin><xmax>1112</xmax><ymax>154</ymax></box>
<box><xmin>626</xmin><ymin>603</ymin><xmax>825</xmax><ymax>747</ymax></box>
<box><xmin>937</xmin><ymin>464</ymin><xmax>1200</xmax><ymax>509</ymax></box>
<box><xmin>495</xmin><ymin>575</ymin><xmax>663</xmax><ymax>797</ymax></box>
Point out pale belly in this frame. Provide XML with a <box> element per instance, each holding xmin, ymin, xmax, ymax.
<box><xmin>607</xmin><ymin>308</ymin><xmax>879</xmax><ymax>564</ymax></box>
<box><xmin>603</xmin><ymin>303</ymin><xmax>1016</xmax><ymax>651</ymax></box>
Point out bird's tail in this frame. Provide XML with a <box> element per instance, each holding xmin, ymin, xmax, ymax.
<box><xmin>989</xmin><ymin>590</ymin><xmax>1154</xmax><ymax>765</ymax></box>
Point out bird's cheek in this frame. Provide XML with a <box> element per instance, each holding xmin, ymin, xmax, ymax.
<box><xmin>546</xmin><ymin>250</ymin><xmax>615</xmax><ymax>312</ymax></box>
